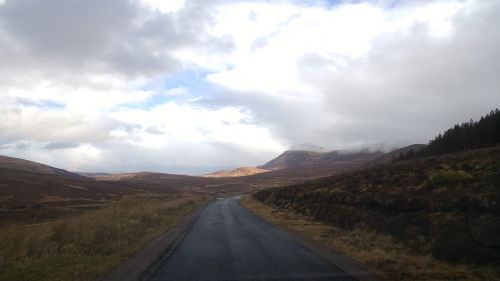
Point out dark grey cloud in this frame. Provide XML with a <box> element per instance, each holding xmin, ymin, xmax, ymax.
<box><xmin>0</xmin><ymin>0</ymin><xmax>233</xmax><ymax>78</ymax></box>
<box><xmin>0</xmin><ymin>0</ymin><xmax>134</xmax><ymax>57</ymax></box>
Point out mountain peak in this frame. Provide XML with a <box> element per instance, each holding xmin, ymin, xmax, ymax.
<box><xmin>258</xmin><ymin>149</ymin><xmax>382</xmax><ymax>170</ymax></box>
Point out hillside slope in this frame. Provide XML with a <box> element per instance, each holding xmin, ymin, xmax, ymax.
<box><xmin>0</xmin><ymin>155</ymin><xmax>179</xmax><ymax>226</ymax></box>
<box><xmin>0</xmin><ymin>155</ymin><xmax>86</xmax><ymax>179</ymax></box>
<box><xmin>374</xmin><ymin>144</ymin><xmax>426</xmax><ymax>163</ymax></box>
<box><xmin>259</xmin><ymin>150</ymin><xmax>383</xmax><ymax>170</ymax></box>
<box><xmin>253</xmin><ymin>146</ymin><xmax>500</xmax><ymax>264</ymax></box>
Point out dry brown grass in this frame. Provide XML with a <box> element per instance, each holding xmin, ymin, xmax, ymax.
<box><xmin>202</xmin><ymin>167</ymin><xmax>271</xmax><ymax>178</ymax></box>
<box><xmin>252</xmin><ymin>146</ymin><xmax>500</xmax><ymax>264</ymax></box>
<box><xmin>0</xmin><ymin>193</ymin><xmax>210</xmax><ymax>281</ymax></box>
<box><xmin>241</xmin><ymin>196</ymin><xmax>499</xmax><ymax>281</ymax></box>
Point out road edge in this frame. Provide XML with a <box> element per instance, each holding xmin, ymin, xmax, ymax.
<box><xmin>238</xmin><ymin>198</ymin><xmax>381</xmax><ymax>281</ymax></box>
<box><xmin>101</xmin><ymin>199</ymin><xmax>213</xmax><ymax>281</ymax></box>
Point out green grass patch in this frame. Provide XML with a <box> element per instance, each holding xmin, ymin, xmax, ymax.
<box><xmin>427</xmin><ymin>169</ymin><xmax>474</xmax><ymax>185</ymax></box>
<box><xmin>0</xmin><ymin>256</ymin><xmax>119</xmax><ymax>281</ymax></box>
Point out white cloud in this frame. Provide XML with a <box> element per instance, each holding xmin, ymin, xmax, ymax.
<box><xmin>206</xmin><ymin>2</ymin><xmax>386</xmax><ymax>94</ymax></box>
<box><xmin>203</xmin><ymin>1</ymin><xmax>463</xmax><ymax>94</ymax></box>
<box><xmin>111</xmin><ymin>100</ymin><xmax>284</xmax><ymax>152</ymax></box>
<box><xmin>0</xmin><ymin>0</ymin><xmax>499</xmax><ymax>173</ymax></box>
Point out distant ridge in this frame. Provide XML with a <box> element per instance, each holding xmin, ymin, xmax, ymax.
<box><xmin>76</xmin><ymin>172</ymin><xmax>113</xmax><ymax>178</ymax></box>
<box><xmin>202</xmin><ymin>167</ymin><xmax>270</xmax><ymax>178</ymax></box>
<box><xmin>92</xmin><ymin>171</ymin><xmax>191</xmax><ymax>181</ymax></box>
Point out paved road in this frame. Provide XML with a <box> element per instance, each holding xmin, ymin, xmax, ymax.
<box><xmin>150</xmin><ymin>198</ymin><xmax>356</xmax><ymax>281</ymax></box>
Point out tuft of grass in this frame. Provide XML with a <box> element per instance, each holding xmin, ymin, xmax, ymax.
<box><xmin>0</xmin><ymin>256</ymin><xmax>118</xmax><ymax>281</ymax></box>
<box><xmin>0</xmin><ymin>193</ymin><xmax>209</xmax><ymax>281</ymax></box>
<box><xmin>417</xmin><ymin>169</ymin><xmax>474</xmax><ymax>190</ymax></box>
<box><xmin>427</xmin><ymin>169</ymin><xmax>474</xmax><ymax>185</ymax></box>
<box><xmin>241</xmin><ymin>196</ymin><xmax>500</xmax><ymax>281</ymax></box>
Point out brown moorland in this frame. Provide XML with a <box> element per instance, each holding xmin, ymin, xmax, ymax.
<box><xmin>242</xmin><ymin>196</ymin><xmax>499</xmax><ymax>281</ymax></box>
<box><xmin>0</xmin><ymin>156</ymin><xmax>183</xmax><ymax>226</ymax></box>
<box><xmin>253</xmin><ymin>146</ymin><xmax>500</xmax><ymax>269</ymax></box>
<box><xmin>0</xmin><ymin>144</ymin><xmax>427</xmax><ymax>227</ymax></box>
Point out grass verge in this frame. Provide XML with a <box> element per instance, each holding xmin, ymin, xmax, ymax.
<box><xmin>241</xmin><ymin>196</ymin><xmax>499</xmax><ymax>281</ymax></box>
<box><xmin>0</xmin><ymin>193</ymin><xmax>209</xmax><ymax>281</ymax></box>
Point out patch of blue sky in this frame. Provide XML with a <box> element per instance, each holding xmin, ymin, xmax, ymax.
<box><xmin>301</xmin><ymin>0</ymin><xmax>401</xmax><ymax>8</ymax></box>
<box><xmin>382</xmin><ymin>0</ymin><xmax>404</xmax><ymax>10</ymax></box>
<box><xmin>292</xmin><ymin>0</ymin><xmax>346</xmax><ymax>7</ymax></box>
<box><xmin>128</xmin><ymin>69</ymin><xmax>217</xmax><ymax>110</ymax></box>
<box><xmin>324</xmin><ymin>0</ymin><xmax>344</xmax><ymax>5</ymax></box>
<box><xmin>161</xmin><ymin>69</ymin><xmax>212</xmax><ymax>92</ymax></box>
<box><xmin>16</xmin><ymin>98</ymin><xmax>65</xmax><ymax>109</ymax></box>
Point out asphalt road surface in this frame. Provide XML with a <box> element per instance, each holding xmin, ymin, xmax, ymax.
<box><xmin>150</xmin><ymin>197</ymin><xmax>356</xmax><ymax>281</ymax></box>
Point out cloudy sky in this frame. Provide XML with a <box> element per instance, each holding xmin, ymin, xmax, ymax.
<box><xmin>0</xmin><ymin>0</ymin><xmax>499</xmax><ymax>174</ymax></box>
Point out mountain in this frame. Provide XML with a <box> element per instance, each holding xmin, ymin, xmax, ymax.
<box><xmin>202</xmin><ymin>167</ymin><xmax>270</xmax><ymax>178</ymax></box>
<box><xmin>258</xmin><ymin>151</ymin><xmax>321</xmax><ymax>170</ymax></box>
<box><xmin>259</xmin><ymin>149</ymin><xmax>383</xmax><ymax>170</ymax></box>
<box><xmin>202</xmin><ymin>146</ymin><xmax>421</xmax><ymax>181</ymax></box>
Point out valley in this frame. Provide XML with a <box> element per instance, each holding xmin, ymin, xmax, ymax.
<box><xmin>0</xmin><ymin>110</ymin><xmax>499</xmax><ymax>281</ymax></box>
<box><xmin>0</xmin><ymin>145</ymin><xmax>410</xmax><ymax>227</ymax></box>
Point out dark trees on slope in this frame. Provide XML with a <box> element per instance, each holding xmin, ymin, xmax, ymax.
<box><xmin>398</xmin><ymin>108</ymin><xmax>500</xmax><ymax>160</ymax></box>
